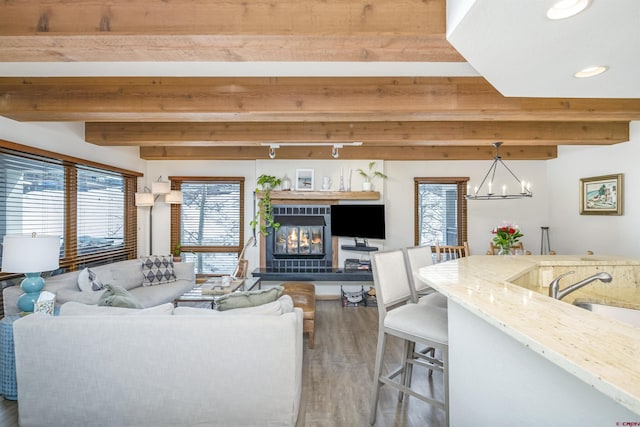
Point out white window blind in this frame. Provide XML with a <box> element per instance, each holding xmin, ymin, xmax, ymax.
<box><xmin>76</xmin><ymin>167</ymin><xmax>125</xmax><ymax>255</ymax></box>
<box><xmin>0</xmin><ymin>153</ymin><xmax>65</xmax><ymax>260</ymax></box>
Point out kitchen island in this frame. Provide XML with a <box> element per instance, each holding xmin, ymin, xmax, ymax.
<box><xmin>419</xmin><ymin>255</ymin><xmax>640</xmax><ymax>426</ymax></box>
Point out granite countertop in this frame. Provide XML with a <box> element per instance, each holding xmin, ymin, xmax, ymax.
<box><xmin>419</xmin><ymin>255</ymin><xmax>640</xmax><ymax>415</ymax></box>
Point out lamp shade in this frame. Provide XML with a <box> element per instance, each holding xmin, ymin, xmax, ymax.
<box><xmin>2</xmin><ymin>234</ymin><xmax>60</xmax><ymax>273</ymax></box>
<box><xmin>135</xmin><ymin>192</ymin><xmax>155</xmax><ymax>207</ymax></box>
<box><xmin>151</xmin><ymin>181</ymin><xmax>171</xmax><ymax>195</ymax></box>
<box><xmin>164</xmin><ymin>190</ymin><xmax>183</xmax><ymax>204</ymax></box>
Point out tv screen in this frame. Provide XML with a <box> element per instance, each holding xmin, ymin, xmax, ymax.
<box><xmin>330</xmin><ymin>204</ymin><xmax>386</xmax><ymax>240</ymax></box>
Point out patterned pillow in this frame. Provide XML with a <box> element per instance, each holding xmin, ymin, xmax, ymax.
<box><xmin>141</xmin><ymin>255</ymin><xmax>177</xmax><ymax>286</ymax></box>
<box><xmin>77</xmin><ymin>267</ymin><xmax>106</xmax><ymax>292</ymax></box>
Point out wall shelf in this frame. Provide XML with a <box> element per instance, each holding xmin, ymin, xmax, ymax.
<box><xmin>258</xmin><ymin>191</ymin><xmax>380</xmax><ymax>201</ymax></box>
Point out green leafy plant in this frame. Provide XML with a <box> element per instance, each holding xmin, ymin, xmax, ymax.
<box><xmin>357</xmin><ymin>161</ymin><xmax>388</xmax><ymax>183</ymax></box>
<box><xmin>173</xmin><ymin>244</ymin><xmax>181</xmax><ymax>257</ymax></box>
<box><xmin>251</xmin><ymin>174</ymin><xmax>282</xmax><ymax>236</ymax></box>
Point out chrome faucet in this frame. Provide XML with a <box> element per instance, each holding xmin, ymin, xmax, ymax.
<box><xmin>548</xmin><ymin>271</ymin><xmax>612</xmax><ymax>300</ymax></box>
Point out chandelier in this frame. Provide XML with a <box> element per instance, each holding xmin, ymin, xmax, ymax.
<box><xmin>466</xmin><ymin>142</ymin><xmax>533</xmax><ymax>200</ymax></box>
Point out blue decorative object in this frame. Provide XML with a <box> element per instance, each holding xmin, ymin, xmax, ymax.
<box><xmin>17</xmin><ymin>272</ymin><xmax>46</xmax><ymax>312</ymax></box>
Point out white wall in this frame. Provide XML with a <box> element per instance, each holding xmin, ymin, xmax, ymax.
<box><xmin>144</xmin><ymin>159</ymin><xmax>386</xmax><ymax>273</ymax></box>
<box><xmin>4</xmin><ymin>116</ymin><xmax>638</xmax><ymax>267</ymax></box>
<box><xmin>385</xmin><ymin>159</ymin><xmax>549</xmax><ymax>255</ymax></box>
<box><xmin>547</xmin><ymin>121</ymin><xmax>640</xmax><ymax>257</ymax></box>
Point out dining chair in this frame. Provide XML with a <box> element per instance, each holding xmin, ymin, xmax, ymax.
<box><xmin>435</xmin><ymin>242</ymin><xmax>470</xmax><ymax>263</ymax></box>
<box><xmin>369</xmin><ymin>249</ymin><xmax>449</xmax><ymax>426</ymax></box>
<box><xmin>404</xmin><ymin>245</ymin><xmax>447</xmax><ymax>309</ymax></box>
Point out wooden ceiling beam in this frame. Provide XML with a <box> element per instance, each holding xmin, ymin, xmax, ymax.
<box><xmin>85</xmin><ymin>121</ymin><xmax>629</xmax><ymax>146</ymax></box>
<box><xmin>139</xmin><ymin>145</ymin><xmax>557</xmax><ymax>161</ymax></box>
<box><xmin>0</xmin><ymin>0</ymin><xmax>462</xmax><ymax>62</ymax></box>
<box><xmin>3</xmin><ymin>77</ymin><xmax>640</xmax><ymax>122</ymax></box>
<box><xmin>0</xmin><ymin>35</ymin><xmax>461</xmax><ymax>62</ymax></box>
<box><xmin>0</xmin><ymin>0</ymin><xmax>445</xmax><ymax>35</ymax></box>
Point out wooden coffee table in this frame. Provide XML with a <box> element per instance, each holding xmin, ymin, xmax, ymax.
<box><xmin>174</xmin><ymin>277</ymin><xmax>262</xmax><ymax>308</ymax></box>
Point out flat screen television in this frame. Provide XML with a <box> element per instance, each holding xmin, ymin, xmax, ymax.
<box><xmin>330</xmin><ymin>204</ymin><xmax>386</xmax><ymax>240</ymax></box>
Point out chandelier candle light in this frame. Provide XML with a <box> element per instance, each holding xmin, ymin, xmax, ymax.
<box><xmin>466</xmin><ymin>142</ymin><xmax>533</xmax><ymax>200</ymax></box>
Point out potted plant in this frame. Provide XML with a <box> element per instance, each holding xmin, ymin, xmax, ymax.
<box><xmin>172</xmin><ymin>243</ymin><xmax>182</xmax><ymax>262</ymax></box>
<box><xmin>251</xmin><ymin>174</ymin><xmax>282</xmax><ymax>236</ymax></box>
<box><xmin>357</xmin><ymin>161</ymin><xmax>388</xmax><ymax>191</ymax></box>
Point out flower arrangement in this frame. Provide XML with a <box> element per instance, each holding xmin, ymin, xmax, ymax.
<box><xmin>491</xmin><ymin>222</ymin><xmax>523</xmax><ymax>255</ymax></box>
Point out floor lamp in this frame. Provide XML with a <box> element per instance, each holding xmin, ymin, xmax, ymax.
<box><xmin>135</xmin><ymin>178</ymin><xmax>183</xmax><ymax>255</ymax></box>
<box><xmin>1</xmin><ymin>233</ymin><xmax>60</xmax><ymax>312</ymax></box>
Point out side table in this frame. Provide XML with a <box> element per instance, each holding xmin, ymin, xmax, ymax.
<box><xmin>0</xmin><ymin>315</ymin><xmax>20</xmax><ymax>400</ymax></box>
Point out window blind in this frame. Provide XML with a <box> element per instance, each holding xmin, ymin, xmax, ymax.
<box><xmin>170</xmin><ymin>177</ymin><xmax>245</xmax><ymax>275</ymax></box>
<box><xmin>414</xmin><ymin>177</ymin><xmax>468</xmax><ymax>247</ymax></box>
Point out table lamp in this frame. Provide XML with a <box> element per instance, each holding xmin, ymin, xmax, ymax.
<box><xmin>1</xmin><ymin>233</ymin><xmax>60</xmax><ymax>313</ymax></box>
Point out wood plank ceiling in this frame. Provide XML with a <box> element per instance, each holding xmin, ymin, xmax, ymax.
<box><xmin>1</xmin><ymin>0</ymin><xmax>639</xmax><ymax>160</ymax></box>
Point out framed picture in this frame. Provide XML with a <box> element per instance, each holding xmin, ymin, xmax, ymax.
<box><xmin>580</xmin><ymin>174</ymin><xmax>623</xmax><ymax>215</ymax></box>
<box><xmin>295</xmin><ymin>169</ymin><xmax>314</xmax><ymax>191</ymax></box>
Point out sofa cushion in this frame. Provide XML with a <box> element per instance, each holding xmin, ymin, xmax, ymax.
<box><xmin>174</xmin><ymin>295</ymin><xmax>293</xmax><ymax>316</ymax></box>
<box><xmin>77</xmin><ymin>267</ymin><xmax>106</xmax><ymax>292</ymax></box>
<box><xmin>98</xmin><ymin>284</ymin><xmax>143</xmax><ymax>309</ymax></box>
<box><xmin>141</xmin><ymin>255</ymin><xmax>177</xmax><ymax>286</ymax></box>
<box><xmin>214</xmin><ymin>286</ymin><xmax>284</xmax><ymax>311</ymax></box>
<box><xmin>60</xmin><ymin>301</ymin><xmax>174</xmax><ymax>316</ymax></box>
<box><xmin>111</xmin><ymin>265</ymin><xmax>144</xmax><ymax>291</ymax></box>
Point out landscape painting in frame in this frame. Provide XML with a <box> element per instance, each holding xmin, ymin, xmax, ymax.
<box><xmin>580</xmin><ymin>174</ymin><xmax>622</xmax><ymax>215</ymax></box>
<box><xmin>295</xmin><ymin>169</ymin><xmax>314</xmax><ymax>191</ymax></box>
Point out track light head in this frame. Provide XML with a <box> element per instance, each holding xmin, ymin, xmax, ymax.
<box><xmin>268</xmin><ymin>147</ymin><xmax>276</xmax><ymax>159</ymax></box>
<box><xmin>331</xmin><ymin>146</ymin><xmax>339</xmax><ymax>159</ymax></box>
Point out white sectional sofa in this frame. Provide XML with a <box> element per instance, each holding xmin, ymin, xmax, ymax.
<box><xmin>13</xmin><ymin>298</ymin><xmax>303</xmax><ymax>427</ymax></box>
<box><xmin>3</xmin><ymin>259</ymin><xmax>196</xmax><ymax>316</ymax></box>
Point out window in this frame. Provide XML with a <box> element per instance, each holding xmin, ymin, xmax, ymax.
<box><xmin>414</xmin><ymin>177</ymin><xmax>468</xmax><ymax>246</ymax></box>
<box><xmin>170</xmin><ymin>177</ymin><xmax>244</xmax><ymax>276</ymax></box>
<box><xmin>0</xmin><ymin>142</ymin><xmax>140</xmax><ymax>276</ymax></box>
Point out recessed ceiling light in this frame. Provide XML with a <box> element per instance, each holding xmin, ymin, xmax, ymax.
<box><xmin>574</xmin><ymin>66</ymin><xmax>608</xmax><ymax>78</ymax></box>
<box><xmin>547</xmin><ymin>0</ymin><xmax>590</xmax><ymax>20</ymax></box>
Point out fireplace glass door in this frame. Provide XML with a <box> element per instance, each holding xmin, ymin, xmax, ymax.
<box><xmin>274</xmin><ymin>225</ymin><xmax>324</xmax><ymax>256</ymax></box>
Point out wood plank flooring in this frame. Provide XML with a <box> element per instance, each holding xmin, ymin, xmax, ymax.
<box><xmin>0</xmin><ymin>300</ymin><xmax>445</xmax><ymax>426</ymax></box>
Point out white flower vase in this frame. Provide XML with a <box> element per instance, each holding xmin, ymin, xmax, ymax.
<box><xmin>362</xmin><ymin>182</ymin><xmax>372</xmax><ymax>192</ymax></box>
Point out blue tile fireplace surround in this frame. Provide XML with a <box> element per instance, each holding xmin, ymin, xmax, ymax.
<box><xmin>252</xmin><ymin>204</ymin><xmax>373</xmax><ymax>282</ymax></box>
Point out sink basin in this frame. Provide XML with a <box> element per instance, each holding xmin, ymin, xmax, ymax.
<box><xmin>574</xmin><ymin>301</ymin><xmax>640</xmax><ymax>328</ymax></box>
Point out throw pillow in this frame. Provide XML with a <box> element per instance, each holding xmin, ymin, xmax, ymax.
<box><xmin>140</xmin><ymin>255</ymin><xmax>177</xmax><ymax>286</ymax></box>
<box><xmin>174</xmin><ymin>295</ymin><xmax>293</xmax><ymax>316</ymax></box>
<box><xmin>214</xmin><ymin>286</ymin><xmax>283</xmax><ymax>311</ymax></box>
<box><xmin>77</xmin><ymin>267</ymin><xmax>106</xmax><ymax>292</ymax></box>
<box><xmin>98</xmin><ymin>284</ymin><xmax>143</xmax><ymax>309</ymax></box>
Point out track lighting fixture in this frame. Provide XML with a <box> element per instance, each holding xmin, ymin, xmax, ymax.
<box><xmin>261</xmin><ymin>142</ymin><xmax>362</xmax><ymax>159</ymax></box>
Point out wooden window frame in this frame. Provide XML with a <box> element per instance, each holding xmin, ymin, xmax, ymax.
<box><xmin>169</xmin><ymin>176</ymin><xmax>245</xmax><ymax>276</ymax></box>
<box><xmin>0</xmin><ymin>140</ymin><xmax>142</xmax><ymax>277</ymax></box>
<box><xmin>414</xmin><ymin>177</ymin><xmax>469</xmax><ymax>247</ymax></box>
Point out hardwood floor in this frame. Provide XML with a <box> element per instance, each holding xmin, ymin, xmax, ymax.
<box><xmin>0</xmin><ymin>300</ymin><xmax>445</xmax><ymax>426</ymax></box>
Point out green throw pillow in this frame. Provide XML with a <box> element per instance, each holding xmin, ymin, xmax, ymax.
<box><xmin>214</xmin><ymin>286</ymin><xmax>283</xmax><ymax>311</ymax></box>
<box><xmin>98</xmin><ymin>284</ymin><xmax>143</xmax><ymax>309</ymax></box>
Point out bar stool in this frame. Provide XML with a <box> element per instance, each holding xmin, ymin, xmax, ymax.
<box><xmin>369</xmin><ymin>249</ymin><xmax>449</xmax><ymax>425</ymax></box>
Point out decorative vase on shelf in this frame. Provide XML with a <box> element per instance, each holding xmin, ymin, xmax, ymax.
<box><xmin>362</xmin><ymin>182</ymin><xmax>372</xmax><ymax>192</ymax></box>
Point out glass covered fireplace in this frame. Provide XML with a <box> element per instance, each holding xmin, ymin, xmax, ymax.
<box><xmin>274</xmin><ymin>219</ymin><xmax>324</xmax><ymax>257</ymax></box>
<box><xmin>265</xmin><ymin>205</ymin><xmax>332</xmax><ymax>272</ymax></box>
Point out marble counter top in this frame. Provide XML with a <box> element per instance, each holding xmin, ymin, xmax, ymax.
<box><xmin>419</xmin><ymin>255</ymin><xmax>640</xmax><ymax>415</ymax></box>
